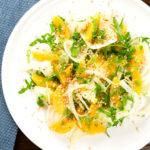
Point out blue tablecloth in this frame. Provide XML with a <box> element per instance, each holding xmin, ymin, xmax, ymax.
<box><xmin>0</xmin><ymin>1</ymin><xmax>39</xmax><ymax>150</ymax></box>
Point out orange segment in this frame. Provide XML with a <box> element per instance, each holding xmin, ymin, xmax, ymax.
<box><xmin>87</xmin><ymin>55</ymin><xmax>117</xmax><ymax>77</ymax></box>
<box><xmin>122</xmin><ymin>24</ymin><xmax>127</xmax><ymax>36</ymax></box>
<box><xmin>52</xmin><ymin>16</ymin><xmax>71</xmax><ymax>39</ymax></box>
<box><xmin>94</xmin><ymin>12</ymin><xmax>101</xmax><ymax>24</ymax></box>
<box><xmin>129</xmin><ymin>45</ymin><xmax>144</xmax><ymax>71</ymax></box>
<box><xmin>50</xmin><ymin>118</ymin><xmax>76</xmax><ymax>134</ymax></box>
<box><xmin>32</xmin><ymin>51</ymin><xmax>58</xmax><ymax>62</ymax></box>
<box><xmin>117</xmin><ymin>24</ymin><xmax>127</xmax><ymax>40</ymax></box>
<box><xmin>89</xmin><ymin>104</ymin><xmax>99</xmax><ymax>117</ymax></box>
<box><xmin>85</xmin><ymin>13</ymin><xmax>101</xmax><ymax>42</ymax></box>
<box><xmin>32</xmin><ymin>73</ymin><xmax>58</xmax><ymax>89</ymax></box>
<box><xmin>80</xmin><ymin>120</ymin><xmax>106</xmax><ymax>134</ymax></box>
<box><xmin>131</xmin><ymin>69</ymin><xmax>142</xmax><ymax>95</ymax></box>
<box><xmin>52</xmin><ymin>86</ymin><xmax>66</xmax><ymax>114</ymax></box>
<box><xmin>85</xmin><ymin>22</ymin><xmax>94</xmax><ymax>42</ymax></box>
<box><xmin>128</xmin><ymin>45</ymin><xmax>143</xmax><ymax>95</ymax></box>
<box><xmin>110</xmin><ymin>77</ymin><xmax>120</xmax><ymax>107</ymax></box>
<box><xmin>100</xmin><ymin>56</ymin><xmax>117</xmax><ymax>77</ymax></box>
<box><xmin>65</xmin><ymin>64</ymin><xmax>73</xmax><ymax>77</ymax></box>
<box><xmin>54</xmin><ymin>64</ymin><xmax>73</xmax><ymax>85</ymax></box>
<box><xmin>54</xmin><ymin>65</ymin><xmax>66</xmax><ymax>85</ymax></box>
<box><xmin>76</xmin><ymin>59</ymin><xmax>86</xmax><ymax>77</ymax></box>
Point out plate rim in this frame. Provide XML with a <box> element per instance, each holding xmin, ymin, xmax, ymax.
<box><xmin>1</xmin><ymin>0</ymin><xmax>150</xmax><ymax>149</ymax></box>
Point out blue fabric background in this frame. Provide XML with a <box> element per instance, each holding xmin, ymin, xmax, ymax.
<box><xmin>0</xmin><ymin>1</ymin><xmax>39</xmax><ymax>150</ymax></box>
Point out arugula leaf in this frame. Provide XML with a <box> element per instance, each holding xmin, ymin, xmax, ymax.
<box><xmin>138</xmin><ymin>37</ymin><xmax>150</xmax><ymax>47</ymax></box>
<box><xmin>119</xmin><ymin>95</ymin><xmax>128</xmax><ymax>111</ymax></box>
<box><xmin>120</xmin><ymin>94</ymin><xmax>134</xmax><ymax>111</ymax></box>
<box><xmin>70</xmin><ymin>30</ymin><xmax>86</xmax><ymax>58</ymax></box>
<box><xmin>92</xmin><ymin>17</ymin><xmax>99</xmax><ymax>39</ymax></box>
<box><xmin>112</xmin><ymin>17</ymin><xmax>124</xmax><ymax>40</ymax></box>
<box><xmin>70</xmin><ymin>42</ymin><xmax>80</xmax><ymax>58</ymax></box>
<box><xmin>112</xmin><ymin>17</ymin><xmax>132</xmax><ymax>50</ymax></box>
<box><xmin>105</xmin><ymin>129</ymin><xmax>110</xmax><ymax>138</ymax></box>
<box><xmin>76</xmin><ymin>76</ymin><xmax>93</xmax><ymax>84</ymax></box>
<box><xmin>29</xmin><ymin>33</ymin><xmax>57</xmax><ymax>51</ymax></box>
<box><xmin>127</xmin><ymin>55</ymin><xmax>134</xmax><ymax>61</ymax></box>
<box><xmin>58</xmin><ymin>15</ymin><xmax>65</xmax><ymax>21</ymax></box>
<box><xmin>72</xmin><ymin>30</ymin><xmax>81</xmax><ymax>40</ymax></box>
<box><xmin>91</xmin><ymin>17</ymin><xmax>106</xmax><ymax>41</ymax></box>
<box><xmin>99</xmin><ymin>107</ymin><xmax>117</xmax><ymax>121</ymax></box>
<box><xmin>18</xmin><ymin>79</ymin><xmax>36</xmax><ymax>94</ymax></box>
<box><xmin>63</xmin><ymin>108</ymin><xmax>74</xmax><ymax>119</ymax></box>
<box><xmin>78</xmin><ymin>39</ymin><xmax>85</xmax><ymax>46</ymax></box>
<box><xmin>99</xmin><ymin>108</ymin><xmax>111</xmax><ymax>118</ymax></box>
<box><xmin>36</xmin><ymin>71</ymin><xmax>45</xmax><ymax>77</ymax></box>
<box><xmin>98</xmin><ymin>30</ymin><xmax>106</xmax><ymax>37</ymax></box>
<box><xmin>50</xmin><ymin>22</ymin><xmax>56</xmax><ymax>34</ymax></box>
<box><xmin>104</xmin><ymin>46</ymin><xmax>109</xmax><ymax>59</ymax></box>
<box><xmin>58</xmin><ymin>24</ymin><xmax>62</xmax><ymax>33</ymax></box>
<box><xmin>77</xmin><ymin>19</ymin><xmax>85</xmax><ymax>22</ymax></box>
<box><xmin>108</xmin><ymin>107</ymin><xmax>117</xmax><ymax>121</ymax></box>
<box><xmin>95</xmin><ymin>82</ymin><xmax>105</xmax><ymax>97</ymax></box>
<box><xmin>70</xmin><ymin>39</ymin><xmax>85</xmax><ymax>58</ymax></box>
<box><xmin>125</xmin><ymin>71</ymin><xmax>132</xmax><ymax>76</ymax></box>
<box><xmin>41</xmin><ymin>70</ymin><xmax>65</xmax><ymax>84</ymax></box>
<box><xmin>110</xmin><ymin>87</ymin><xmax>120</xmax><ymax>98</ymax></box>
<box><xmin>72</xmin><ymin>62</ymin><xmax>79</xmax><ymax>74</ymax></box>
<box><xmin>113</xmin><ymin>117</ymin><xmax>125</xmax><ymax>126</ymax></box>
<box><xmin>92</xmin><ymin>18</ymin><xmax>98</xmax><ymax>32</ymax></box>
<box><xmin>37</xmin><ymin>95</ymin><xmax>46</xmax><ymax>107</ymax></box>
<box><xmin>26</xmin><ymin>49</ymin><xmax>31</xmax><ymax>63</ymax></box>
<box><xmin>119</xmin><ymin>17</ymin><xmax>124</xmax><ymax>28</ymax></box>
<box><xmin>37</xmin><ymin>99</ymin><xmax>44</xmax><ymax>107</ymax></box>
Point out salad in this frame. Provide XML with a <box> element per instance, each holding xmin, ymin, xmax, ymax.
<box><xmin>19</xmin><ymin>12</ymin><xmax>150</xmax><ymax>137</ymax></box>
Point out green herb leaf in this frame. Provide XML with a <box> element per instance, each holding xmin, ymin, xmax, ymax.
<box><xmin>138</xmin><ymin>37</ymin><xmax>150</xmax><ymax>47</ymax></box>
<box><xmin>40</xmin><ymin>69</ymin><xmax>65</xmax><ymax>84</ymax></box>
<box><xmin>50</xmin><ymin>22</ymin><xmax>56</xmax><ymax>34</ymax></box>
<box><xmin>72</xmin><ymin>62</ymin><xmax>79</xmax><ymax>74</ymax></box>
<box><xmin>70</xmin><ymin>42</ymin><xmax>80</xmax><ymax>58</ymax></box>
<box><xmin>120</xmin><ymin>95</ymin><xmax>128</xmax><ymax>111</ymax></box>
<box><xmin>29</xmin><ymin>33</ymin><xmax>57</xmax><ymax>51</ymax></box>
<box><xmin>77</xmin><ymin>19</ymin><xmax>85</xmax><ymax>22</ymax></box>
<box><xmin>72</xmin><ymin>30</ymin><xmax>81</xmax><ymax>40</ymax></box>
<box><xmin>70</xmin><ymin>30</ymin><xmax>85</xmax><ymax>58</ymax></box>
<box><xmin>113</xmin><ymin>117</ymin><xmax>125</xmax><ymax>126</ymax></box>
<box><xmin>76</xmin><ymin>76</ymin><xmax>93</xmax><ymax>84</ymax></box>
<box><xmin>18</xmin><ymin>79</ymin><xmax>36</xmax><ymax>94</ymax></box>
<box><xmin>134</xmin><ymin>80</ymin><xmax>142</xmax><ymax>86</ymax></box>
<box><xmin>112</xmin><ymin>17</ymin><xmax>124</xmax><ymax>41</ymax></box>
<box><xmin>58</xmin><ymin>16</ymin><xmax>65</xmax><ymax>21</ymax></box>
<box><xmin>99</xmin><ymin>107</ymin><xmax>117</xmax><ymax>121</ymax></box>
<box><xmin>84</xmin><ymin>117</ymin><xmax>94</xmax><ymax>128</ymax></box>
<box><xmin>36</xmin><ymin>71</ymin><xmax>45</xmax><ymax>77</ymax></box>
<box><xmin>104</xmin><ymin>46</ymin><xmax>109</xmax><ymax>59</ymax></box>
<box><xmin>95</xmin><ymin>82</ymin><xmax>104</xmax><ymax>97</ymax></box>
<box><xmin>63</xmin><ymin>108</ymin><xmax>74</xmax><ymax>119</ymax></box>
<box><xmin>99</xmin><ymin>108</ymin><xmax>111</xmax><ymax>118</ymax></box>
<box><xmin>37</xmin><ymin>96</ymin><xmax>45</xmax><ymax>107</ymax></box>
<box><xmin>119</xmin><ymin>17</ymin><xmax>124</xmax><ymax>28</ymax></box>
<box><xmin>58</xmin><ymin>24</ymin><xmax>62</xmax><ymax>33</ymax></box>
<box><xmin>26</xmin><ymin>49</ymin><xmax>31</xmax><ymax>63</ymax></box>
<box><xmin>110</xmin><ymin>87</ymin><xmax>120</xmax><ymax>98</ymax></box>
<box><xmin>105</xmin><ymin>129</ymin><xmax>110</xmax><ymax>138</ymax></box>
<box><xmin>98</xmin><ymin>30</ymin><xmax>105</xmax><ymax>37</ymax></box>
<box><xmin>92</xmin><ymin>18</ymin><xmax>98</xmax><ymax>33</ymax></box>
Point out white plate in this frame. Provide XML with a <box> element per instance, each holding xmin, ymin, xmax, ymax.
<box><xmin>2</xmin><ymin>0</ymin><xmax>150</xmax><ymax>150</ymax></box>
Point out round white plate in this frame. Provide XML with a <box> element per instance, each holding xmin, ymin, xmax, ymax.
<box><xmin>2</xmin><ymin>0</ymin><xmax>150</xmax><ymax>150</ymax></box>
